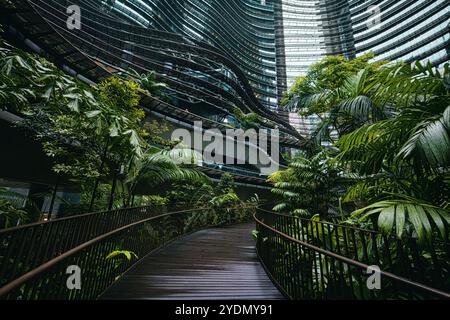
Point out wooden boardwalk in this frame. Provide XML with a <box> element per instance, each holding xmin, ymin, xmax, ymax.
<box><xmin>101</xmin><ymin>223</ymin><xmax>284</xmax><ymax>300</ymax></box>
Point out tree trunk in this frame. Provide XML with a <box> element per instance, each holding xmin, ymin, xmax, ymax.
<box><xmin>88</xmin><ymin>138</ymin><xmax>110</xmax><ymax>212</ymax></box>
<box><xmin>108</xmin><ymin>169</ymin><xmax>118</xmax><ymax>211</ymax></box>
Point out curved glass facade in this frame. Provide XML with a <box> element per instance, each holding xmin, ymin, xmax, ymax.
<box><xmin>277</xmin><ymin>0</ymin><xmax>450</xmax><ymax>93</ymax></box>
<box><xmin>350</xmin><ymin>0</ymin><xmax>450</xmax><ymax>67</ymax></box>
<box><xmin>1</xmin><ymin>0</ymin><xmax>307</xmax><ymax>187</ymax></box>
<box><xmin>276</xmin><ymin>0</ymin><xmax>355</xmax><ymax>90</ymax></box>
<box><xmin>102</xmin><ymin>0</ymin><xmax>279</xmax><ymax>109</ymax></box>
<box><xmin>2</xmin><ymin>0</ymin><xmax>448</xmax><ymax>134</ymax></box>
<box><xmin>0</xmin><ymin>0</ymin><xmax>306</xmax><ymax>144</ymax></box>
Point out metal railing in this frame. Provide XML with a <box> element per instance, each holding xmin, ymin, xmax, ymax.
<box><xmin>0</xmin><ymin>207</ymin><xmax>219</xmax><ymax>300</ymax></box>
<box><xmin>0</xmin><ymin>205</ymin><xmax>173</xmax><ymax>288</ymax></box>
<box><xmin>255</xmin><ymin>209</ymin><xmax>450</xmax><ymax>300</ymax></box>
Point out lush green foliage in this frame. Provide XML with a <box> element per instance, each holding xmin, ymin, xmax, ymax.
<box><xmin>282</xmin><ymin>53</ymin><xmax>387</xmax><ymax>114</ymax></box>
<box><xmin>337</xmin><ymin>62</ymin><xmax>450</xmax><ymax>243</ymax></box>
<box><xmin>106</xmin><ymin>250</ymin><xmax>139</xmax><ymax>261</ymax></box>
<box><xmin>0</xmin><ymin>36</ymin><xmax>212</xmax><ymax>223</ymax></box>
<box><xmin>129</xmin><ymin>148</ymin><xmax>210</xmax><ymax>196</ymax></box>
<box><xmin>232</xmin><ymin>108</ymin><xmax>276</xmax><ymax>130</ymax></box>
<box><xmin>165</xmin><ymin>173</ymin><xmax>259</xmax><ymax>225</ymax></box>
<box><xmin>0</xmin><ymin>41</ymin><xmax>148</xmax><ymax>179</ymax></box>
<box><xmin>274</xmin><ymin>56</ymin><xmax>450</xmax><ymax>244</ymax></box>
<box><xmin>143</xmin><ymin>119</ymin><xmax>178</xmax><ymax>148</ymax></box>
<box><xmin>0</xmin><ymin>190</ymin><xmax>28</xmax><ymax>228</ymax></box>
<box><xmin>120</xmin><ymin>69</ymin><xmax>168</xmax><ymax>98</ymax></box>
<box><xmin>106</xmin><ymin>250</ymin><xmax>139</xmax><ymax>270</ymax></box>
<box><xmin>269</xmin><ymin>151</ymin><xmax>354</xmax><ymax>218</ymax></box>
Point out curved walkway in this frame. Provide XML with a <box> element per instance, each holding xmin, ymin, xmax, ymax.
<box><xmin>101</xmin><ymin>224</ymin><xmax>284</xmax><ymax>300</ymax></box>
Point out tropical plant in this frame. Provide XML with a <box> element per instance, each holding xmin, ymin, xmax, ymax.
<box><xmin>0</xmin><ymin>42</ymin><xmax>41</xmax><ymax>112</ymax></box>
<box><xmin>2</xmin><ymin>49</ymin><xmax>148</xmax><ymax>179</ymax></box>
<box><xmin>106</xmin><ymin>250</ymin><xmax>139</xmax><ymax>270</ymax></box>
<box><xmin>209</xmin><ymin>192</ymin><xmax>241</xmax><ymax>225</ymax></box>
<box><xmin>0</xmin><ymin>199</ymin><xmax>28</xmax><ymax>229</ymax></box>
<box><xmin>119</xmin><ymin>69</ymin><xmax>168</xmax><ymax>98</ymax></box>
<box><xmin>0</xmin><ymin>37</ymin><xmax>174</xmax><ymax>215</ymax></box>
<box><xmin>232</xmin><ymin>108</ymin><xmax>262</xmax><ymax>130</ymax></box>
<box><xmin>282</xmin><ymin>56</ymin><xmax>450</xmax><ymax>242</ymax></box>
<box><xmin>0</xmin><ymin>187</ymin><xmax>44</xmax><ymax>228</ymax></box>
<box><xmin>166</xmin><ymin>182</ymin><xmax>214</xmax><ymax>209</ymax></box>
<box><xmin>136</xmin><ymin>71</ymin><xmax>168</xmax><ymax>97</ymax></box>
<box><xmin>337</xmin><ymin>61</ymin><xmax>450</xmax><ymax>242</ymax></box>
<box><xmin>214</xmin><ymin>172</ymin><xmax>236</xmax><ymax>194</ymax></box>
<box><xmin>283</xmin><ymin>53</ymin><xmax>386</xmax><ymax>114</ymax></box>
<box><xmin>351</xmin><ymin>198</ymin><xmax>450</xmax><ymax>243</ymax></box>
<box><xmin>269</xmin><ymin>151</ymin><xmax>354</xmax><ymax>218</ymax></box>
<box><xmin>143</xmin><ymin>119</ymin><xmax>177</xmax><ymax>147</ymax></box>
<box><xmin>127</xmin><ymin>148</ymin><xmax>210</xmax><ymax>198</ymax></box>
<box><xmin>135</xmin><ymin>195</ymin><xmax>169</xmax><ymax>207</ymax></box>
<box><xmin>106</xmin><ymin>250</ymin><xmax>139</xmax><ymax>261</ymax></box>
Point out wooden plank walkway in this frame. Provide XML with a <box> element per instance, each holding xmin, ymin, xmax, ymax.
<box><xmin>101</xmin><ymin>223</ymin><xmax>284</xmax><ymax>300</ymax></box>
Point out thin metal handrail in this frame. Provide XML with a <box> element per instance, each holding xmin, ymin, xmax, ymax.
<box><xmin>254</xmin><ymin>211</ymin><xmax>450</xmax><ymax>299</ymax></box>
<box><xmin>0</xmin><ymin>207</ymin><xmax>207</xmax><ymax>298</ymax></box>
<box><xmin>0</xmin><ymin>205</ymin><xmax>173</xmax><ymax>287</ymax></box>
<box><xmin>0</xmin><ymin>205</ymin><xmax>156</xmax><ymax>234</ymax></box>
<box><xmin>0</xmin><ymin>204</ymin><xmax>259</xmax><ymax>299</ymax></box>
<box><xmin>257</xmin><ymin>208</ymin><xmax>378</xmax><ymax>234</ymax></box>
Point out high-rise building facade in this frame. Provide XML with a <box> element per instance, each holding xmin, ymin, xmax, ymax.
<box><xmin>103</xmin><ymin>0</ymin><xmax>279</xmax><ymax>109</ymax></box>
<box><xmin>275</xmin><ymin>0</ymin><xmax>355</xmax><ymax>90</ymax></box>
<box><xmin>2</xmin><ymin>0</ymin><xmax>449</xmax><ymax>133</ymax></box>
<box><xmin>1</xmin><ymin>0</ymin><xmax>448</xmax><ymax>198</ymax></box>
<box><xmin>350</xmin><ymin>0</ymin><xmax>450</xmax><ymax>68</ymax></box>
<box><xmin>276</xmin><ymin>0</ymin><xmax>450</xmax><ymax>94</ymax></box>
<box><xmin>10</xmin><ymin>0</ymin><xmax>446</xmax><ymax>108</ymax></box>
<box><xmin>106</xmin><ymin>0</ymin><xmax>450</xmax><ymax>103</ymax></box>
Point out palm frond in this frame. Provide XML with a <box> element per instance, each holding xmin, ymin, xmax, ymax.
<box><xmin>272</xmin><ymin>203</ymin><xmax>288</xmax><ymax>212</ymax></box>
<box><xmin>371</xmin><ymin>62</ymin><xmax>449</xmax><ymax>108</ymax></box>
<box><xmin>302</xmin><ymin>116</ymin><xmax>337</xmax><ymax>151</ymax></box>
<box><xmin>351</xmin><ymin>198</ymin><xmax>450</xmax><ymax>243</ymax></box>
<box><xmin>210</xmin><ymin>193</ymin><xmax>240</xmax><ymax>207</ymax></box>
<box><xmin>131</xmin><ymin>150</ymin><xmax>210</xmax><ymax>195</ymax></box>
<box><xmin>337</xmin><ymin>121</ymin><xmax>398</xmax><ymax>174</ymax></box>
<box><xmin>285</xmin><ymin>89</ymin><xmax>335</xmax><ymax>113</ymax></box>
<box><xmin>398</xmin><ymin>106</ymin><xmax>450</xmax><ymax>171</ymax></box>
<box><xmin>338</xmin><ymin>95</ymin><xmax>375</xmax><ymax>120</ymax></box>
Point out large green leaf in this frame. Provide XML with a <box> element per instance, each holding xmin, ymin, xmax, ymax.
<box><xmin>67</xmin><ymin>98</ymin><xmax>80</xmax><ymax>112</ymax></box>
<box><xmin>85</xmin><ymin>110</ymin><xmax>102</xmax><ymax>118</ymax></box>
<box><xmin>378</xmin><ymin>206</ymin><xmax>395</xmax><ymax>234</ymax></box>
<box><xmin>351</xmin><ymin>199</ymin><xmax>450</xmax><ymax>243</ymax></box>
<box><xmin>407</xmin><ymin>204</ymin><xmax>425</xmax><ymax>242</ymax></box>
<box><xmin>398</xmin><ymin>111</ymin><xmax>450</xmax><ymax>171</ymax></box>
<box><xmin>395</xmin><ymin>203</ymin><xmax>406</xmax><ymax>239</ymax></box>
<box><xmin>106</xmin><ymin>250</ymin><xmax>138</xmax><ymax>261</ymax></box>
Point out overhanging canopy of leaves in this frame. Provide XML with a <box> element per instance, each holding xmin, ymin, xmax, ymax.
<box><xmin>0</xmin><ymin>38</ymin><xmax>149</xmax><ymax>179</ymax></box>
<box><xmin>337</xmin><ymin>61</ymin><xmax>450</xmax><ymax>241</ymax></box>
<box><xmin>276</xmin><ymin>58</ymin><xmax>449</xmax><ymax>244</ymax></box>
<box><xmin>269</xmin><ymin>151</ymin><xmax>354</xmax><ymax>218</ymax></box>
<box><xmin>337</xmin><ymin>62</ymin><xmax>450</xmax><ymax>174</ymax></box>
<box><xmin>352</xmin><ymin>198</ymin><xmax>450</xmax><ymax>243</ymax></box>
<box><xmin>283</xmin><ymin>53</ymin><xmax>387</xmax><ymax>115</ymax></box>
